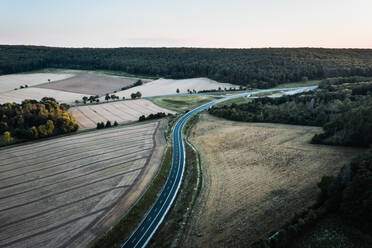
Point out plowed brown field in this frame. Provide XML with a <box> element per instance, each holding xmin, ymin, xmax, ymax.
<box><xmin>37</xmin><ymin>72</ymin><xmax>151</xmax><ymax>96</ymax></box>
<box><xmin>184</xmin><ymin>114</ymin><xmax>363</xmax><ymax>248</ymax></box>
<box><xmin>0</xmin><ymin>120</ymin><xmax>167</xmax><ymax>248</ymax></box>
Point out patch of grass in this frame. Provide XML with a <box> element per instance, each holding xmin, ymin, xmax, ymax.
<box><xmin>24</xmin><ymin>68</ymin><xmax>84</xmax><ymax>74</ymax></box>
<box><xmin>251</xmin><ymin>91</ymin><xmax>277</xmax><ymax>97</ymax></box>
<box><xmin>274</xmin><ymin>80</ymin><xmax>320</xmax><ymax>89</ymax></box>
<box><xmin>214</xmin><ymin>96</ymin><xmax>252</xmax><ymax>107</ymax></box>
<box><xmin>95</xmin><ymin>70</ymin><xmax>158</xmax><ymax>79</ymax></box>
<box><xmin>92</xmin><ymin>145</ymin><xmax>173</xmax><ymax>248</ymax></box>
<box><xmin>151</xmin><ymin>95</ymin><xmax>216</xmax><ymax>112</ymax></box>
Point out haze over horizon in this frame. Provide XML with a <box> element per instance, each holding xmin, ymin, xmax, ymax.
<box><xmin>1</xmin><ymin>0</ymin><xmax>371</xmax><ymax>49</ymax></box>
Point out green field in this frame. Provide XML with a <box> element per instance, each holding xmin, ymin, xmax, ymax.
<box><xmin>274</xmin><ymin>80</ymin><xmax>320</xmax><ymax>88</ymax></box>
<box><xmin>214</xmin><ymin>96</ymin><xmax>252</xmax><ymax>107</ymax></box>
<box><xmin>151</xmin><ymin>95</ymin><xmax>217</xmax><ymax>112</ymax></box>
<box><xmin>24</xmin><ymin>68</ymin><xmax>157</xmax><ymax>79</ymax></box>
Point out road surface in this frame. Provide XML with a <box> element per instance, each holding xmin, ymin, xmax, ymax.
<box><xmin>121</xmin><ymin>86</ymin><xmax>317</xmax><ymax>248</ymax></box>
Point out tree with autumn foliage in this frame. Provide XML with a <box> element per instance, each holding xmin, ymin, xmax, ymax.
<box><xmin>0</xmin><ymin>98</ymin><xmax>78</xmax><ymax>145</ymax></box>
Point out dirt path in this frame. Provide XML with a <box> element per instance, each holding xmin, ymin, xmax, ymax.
<box><xmin>183</xmin><ymin>114</ymin><xmax>364</xmax><ymax>248</ymax></box>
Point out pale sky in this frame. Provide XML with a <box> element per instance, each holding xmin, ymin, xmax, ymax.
<box><xmin>1</xmin><ymin>0</ymin><xmax>371</xmax><ymax>48</ymax></box>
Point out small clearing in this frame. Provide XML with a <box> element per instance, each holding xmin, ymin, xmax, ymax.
<box><xmin>104</xmin><ymin>78</ymin><xmax>238</xmax><ymax>99</ymax></box>
<box><xmin>69</xmin><ymin>99</ymin><xmax>175</xmax><ymax>130</ymax></box>
<box><xmin>0</xmin><ymin>120</ymin><xmax>167</xmax><ymax>248</ymax></box>
<box><xmin>184</xmin><ymin>113</ymin><xmax>363</xmax><ymax>248</ymax></box>
<box><xmin>37</xmin><ymin>72</ymin><xmax>151</xmax><ymax>96</ymax></box>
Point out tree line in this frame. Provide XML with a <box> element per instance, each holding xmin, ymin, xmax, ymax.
<box><xmin>1</xmin><ymin>45</ymin><xmax>372</xmax><ymax>88</ymax></box>
<box><xmin>210</xmin><ymin>76</ymin><xmax>372</xmax><ymax>147</ymax></box>
<box><xmin>0</xmin><ymin>97</ymin><xmax>78</xmax><ymax>145</ymax></box>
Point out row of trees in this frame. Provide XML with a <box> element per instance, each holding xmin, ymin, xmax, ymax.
<box><xmin>2</xmin><ymin>45</ymin><xmax>372</xmax><ymax>88</ymax></box>
<box><xmin>138</xmin><ymin>112</ymin><xmax>170</xmax><ymax>122</ymax></box>
<box><xmin>96</xmin><ymin>120</ymin><xmax>118</xmax><ymax>129</ymax></box>
<box><xmin>0</xmin><ymin>98</ymin><xmax>78</xmax><ymax>145</ymax></box>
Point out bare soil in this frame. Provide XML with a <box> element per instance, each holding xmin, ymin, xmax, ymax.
<box><xmin>0</xmin><ymin>120</ymin><xmax>167</xmax><ymax>248</ymax></box>
<box><xmin>183</xmin><ymin>113</ymin><xmax>364</xmax><ymax>248</ymax></box>
<box><xmin>37</xmin><ymin>72</ymin><xmax>151</xmax><ymax>96</ymax></box>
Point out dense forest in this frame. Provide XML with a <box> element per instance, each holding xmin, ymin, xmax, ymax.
<box><xmin>209</xmin><ymin>76</ymin><xmax>372</xmax><ymax>147</ymax></box>
<box><xmin>0</xmin><ymin>98</ymin><xmax>78</xmax><ymax>145</ymax></box>
<box><xmin>1</xmin><ymin>45</ymin><xmax>372</xmax><ymax>88</ymax></box>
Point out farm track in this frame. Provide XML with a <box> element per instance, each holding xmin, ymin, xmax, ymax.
<box><xmin>0</xmin><ymin>120</ymin><xmax>166</xmax><ymax>248</ymax></box>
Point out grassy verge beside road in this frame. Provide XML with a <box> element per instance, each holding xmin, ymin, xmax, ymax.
<box><xmin>151</xmin><ymin>95</ymin><xmax>216</xmax><ymax>112</ymax></box>
<box><xmin>148</xmin><ymin>114</ymin><xmax>202</xmax><ymax>248</ymax></box>
<box><xmin>274</xmin><ymin>80</ymin><xmax>320</xmax><ymax>88</ymax></box>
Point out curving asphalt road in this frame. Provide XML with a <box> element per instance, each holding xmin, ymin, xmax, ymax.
<box><xmin>122</xmin><ymin>86</ymin><xmax>317</xmax><ymax>248</ymax></box>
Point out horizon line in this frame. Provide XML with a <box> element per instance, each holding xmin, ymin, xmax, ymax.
<box><xmin>1</xmin><ymin>44</ymin><xmax>372</xmax><ymax>50</ymax></box>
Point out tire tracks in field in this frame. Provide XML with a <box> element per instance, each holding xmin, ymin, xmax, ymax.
<box><xmin>0</xmin><ymin>167</ymin><xmax>142</xmax><ymax>213</ymax></box>
<box><xmin>0</xmin><ymin>208</ymin><xmax>109</xmax><ymax>248</ymax></box>
<box><xmin>75</xmin><ymin>107</ymin><xmax>98</xmax><ymax>127</ymax></box>
<box><xmin>61</xmin><ymin>120</ymin><xmax>161</xmax><ymax>247</ymax></box>
<box><xmin>99</xmin><ymin>104</ymin><xmax>128</xmax><ymax>122</ymax></box>
<box><xmin>0</xmin><ymin>148</ymin><xmax>152</xmax><ymax>190</ymax></box>
<box><xmin>0</xmin><ymin>156</ymin><xmax>146</xmax><ymax>201</ymax></box>
<box><xmin>0</xmin><ymin>185</ymin><xmax>131</xmax><ymax>229</ymax></box>
<box><xmin>111</xmin><ymin>102</ymin><xmax>138</xmax><ymax>119</ymax></box>
<box><xmin>0</xmin><ymin>135</ymin><xmax>152</xmax><ymax>171</ymax></box>
<box><xmin>0</xmin><ymin>122</ymin><xmax>156</xmax><ymax>156</ymax></box>
<box><xmin>0</xmin><ymin>141</ymin><xmax>152</xmax><ymax>180</ymax></box>
<box><xmin>0</xmin><ymin>121</ymin><xmax>161</xmax><ymax>248</ymax></box>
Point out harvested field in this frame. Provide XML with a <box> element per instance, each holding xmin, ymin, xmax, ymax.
<box><xmin>184</xmin><ymin>114</ymin><xmax>364</xmax><ymax>248</ymax></box>
<box><xmin>103</xmin><ymin>77</ymin><xmax>238</xmax><ymax>99</ymax></box>
<box><xmin>69</xmin><ymin>99</ymin><xmax>175</xmax><ymax>130</ymax></box>
<box><xmin>0</xmin><ymin>120</ymin><xmax>167</xmax><ymax>248</ymax></box>
<box><xmin>0</xmin><ymin>87</ymin><xmax>88</xmax><ymax>104</ymax></box>
<box><xmin>37</xmin><ymin>72</ymin><xmax>151</xmax><ymax>96</ymax></box>
<box><xmin>0</xmin><ymin>72</ymin><xmax>76</xmax><ymax>93</ymax></box>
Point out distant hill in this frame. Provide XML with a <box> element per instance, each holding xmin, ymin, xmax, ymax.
<box><xmin>1</xmin><ymin>45</ymin><xmax>372</xmax><ymax>88</ymax></box>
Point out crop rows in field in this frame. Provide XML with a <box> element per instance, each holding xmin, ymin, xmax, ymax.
<box><xmin>69</xmin><ymin>99</ymin><xmax>175</xmax><ymax>130</ymax></box>
<box><xmin>0</xmin><ymin>121</ymin><xmax>160</xmax><ymax>248</ymax></box>
<box><xmin>0</xmin><ymin>87</ymin><xmax>88</xmax><ymax>104</ymax></box>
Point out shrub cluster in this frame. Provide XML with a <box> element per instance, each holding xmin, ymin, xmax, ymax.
<box><xmin>96</xmin><ymin>120</ymin><xmax>118</xmax><ymax>129</ymax></box>
<box><xmin>138</xmin><ymin>112</ymin><xmax>170</xmax><ymax>122</ymax></box>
